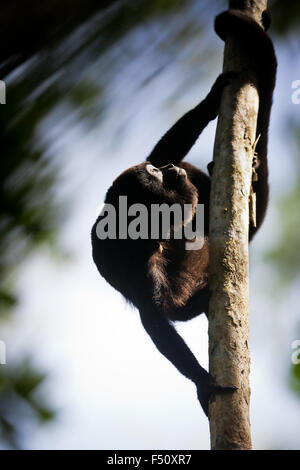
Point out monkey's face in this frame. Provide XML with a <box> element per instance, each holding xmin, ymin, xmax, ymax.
<box><xmin>146</xmin><ymin>163</ymin><xmax>188</xmax><ymax>190</ymax></box>
<box><xmin>106</xmin><ymin>162</ymin><xmax>198</xmax><ymax>208</ymax></box>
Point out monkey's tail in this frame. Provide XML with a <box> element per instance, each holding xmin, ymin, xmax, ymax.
<box><xmin>214</xmin><ymin>9</ymin><xmax>277</xmax><ymax>235</ymax></box>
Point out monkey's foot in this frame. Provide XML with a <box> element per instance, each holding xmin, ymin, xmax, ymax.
<box><xmin>196</xmin><ymin>377</ymin><xmax>237</xmax><ymax>417</ymax></box>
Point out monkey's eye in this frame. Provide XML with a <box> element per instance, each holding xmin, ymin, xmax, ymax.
<box><xmin>146</xmin><ymin>164</ymin><xmax>163</xmax><ymax>183</ymax></box>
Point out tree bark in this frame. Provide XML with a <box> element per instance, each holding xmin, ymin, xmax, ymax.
<box><xmin>208</xmin><ymin>0</ymin><xmax>268</xmax><ymax>450</ymax></box>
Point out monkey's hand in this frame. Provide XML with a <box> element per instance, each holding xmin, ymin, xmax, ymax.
<box><xmin>205</xmin><ymin>71</ymin><xmax>238</xmax><ymax>120</ymax></box>
<box><xmin>196</xmin><ymin>373</ymin><xmax>237</xmax><ymax>417</ymax></box>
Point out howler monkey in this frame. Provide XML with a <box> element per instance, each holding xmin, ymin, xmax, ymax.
<box><xmin>91</xmin><ymin>10</ymin><xmax>277</xmax><ymax>416</ymax></box>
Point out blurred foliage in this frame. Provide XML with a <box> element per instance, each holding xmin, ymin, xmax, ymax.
<box><xmin>271</xmin><ymin>0</ymin><xmax>300</xmax><ymax>35</ymax></box>
<box><xmin>0</xmin><ymin>80</ymin><xmax>61</xmax><ymax>315</ymax></box>
<box><xmin>265</xmin><ymin>169</ymin><xmax>300</xmax><ymax>284</ymax></box>
<box><xmin>265</xmin><ymin>112</ymin><xmax>300</xmax><ymax>287</ymax></box>
<box><xmin>290</xmin><ymin>363</ymin><xmax>300</xmax><ymax>397</ymax></box>
<box><xmin>0</xmin><ymin>73</ymin><xmax>62</xmax><ymax>447</ymax></box>
<box><xmin>265</xmin><ymin>121</ymin><xmax>300</xmax><ymax>399</ymax></box>
<box><xmin>289</xmin><ymin>337</ymin><xmax>300</xmax><ymax>398</ymax></box>
<box><xmin>0</xmin><ymin>359</ymin><xmax>55</xmax><ymax>449</ymax></box>
<box><xmin>0</xmin><ymin>0</ymin><xmax>300</xmax><ymax>449</ymax></box>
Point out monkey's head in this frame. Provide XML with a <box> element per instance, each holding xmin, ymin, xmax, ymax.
<box><xmin>105</xmin><ymin>162</ymin><xmax>198</xmax><ymax>209</ymax></box>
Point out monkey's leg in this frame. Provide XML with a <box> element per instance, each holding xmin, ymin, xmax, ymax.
<box><xmin>139</xmin><ymin>308</ymin><xmax>235</xmax><ymax>416</ymax></box>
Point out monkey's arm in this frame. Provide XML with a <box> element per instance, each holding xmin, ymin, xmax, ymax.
<box><xmin>147</xmin><ymin>72</ymin><xmax>236</xmax><ymax>168</ymax></box>
<box><xmin>139</xmin><ymin>307</ymin><xmax>234</xmax><ymax>415</ymax></box>
<box><xmin>215</xmin><ymin>10</ymin><xmax>277</xmax><ymax>239</ymax></box>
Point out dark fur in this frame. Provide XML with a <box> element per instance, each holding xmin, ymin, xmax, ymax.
<box><xmin>91</xmin><ymin>10</ymin><xmax>277</xmax><ymax>416</ymax></box>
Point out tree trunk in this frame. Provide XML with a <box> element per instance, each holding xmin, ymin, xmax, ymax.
<box><xmin>208</xmin><ymin>0</ymin><xmax>268</xmax><ymax>450</ymax></box>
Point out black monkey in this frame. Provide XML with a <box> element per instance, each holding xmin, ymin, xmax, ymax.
<box><xmin>91</xmin><ymin>10</ymin><xmax>277</xmax><ymax>416</ymax></box>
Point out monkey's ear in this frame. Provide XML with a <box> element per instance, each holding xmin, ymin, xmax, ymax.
<box><xmin>262</xmin><ymin>9</ymin><xmax>272</xmax><ymax>31</ymax></box>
